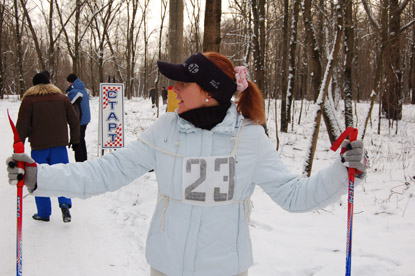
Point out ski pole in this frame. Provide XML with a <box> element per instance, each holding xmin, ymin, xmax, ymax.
<box><xmin>331</xmin><ymin>127</ymin><xmax>358</xmax><ymax>276</ymax></box>
<box><xmin>7</xmin><ymin>110</ymin><xmax>25</xmax><ymax>276</ymax></box>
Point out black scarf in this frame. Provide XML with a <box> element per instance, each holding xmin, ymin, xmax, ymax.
<box><xmin>179</xmin><ymin>102</ymin><xmax>231</xmax><ymax>130</ymax></box>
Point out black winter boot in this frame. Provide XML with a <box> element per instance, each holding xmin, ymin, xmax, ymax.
<box><xmin>60</xmin><ymin>204</ymin><xmax>71</xmax><ymax>223</ymax></box>
<box><xmin>32</xmin><ymin>214</ymin><xmax>50</xmax><ymax>222</ymax></box>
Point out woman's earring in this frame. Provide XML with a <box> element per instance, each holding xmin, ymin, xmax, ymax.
<box><xmin>205</xmin><ymin>98</ymin><xmax>209</xmax><ymax>102</ymax></box>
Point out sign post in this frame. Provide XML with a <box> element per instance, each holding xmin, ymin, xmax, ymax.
<box><xmin>99</xmin><ymin>83</ymin><xmax>125</xmax><ymax>155</ymax></box>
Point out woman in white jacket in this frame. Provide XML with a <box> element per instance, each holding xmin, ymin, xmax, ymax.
<box><xmin>7</xmin><ymin>52</ymin><xmax>367</xmax><ymax>276</ymax></box>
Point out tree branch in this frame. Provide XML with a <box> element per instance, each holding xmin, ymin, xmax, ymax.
<box><xmin>362</xmin><ymin>0</ymin><xmax>381</xmax><ymax>31</ymax></box>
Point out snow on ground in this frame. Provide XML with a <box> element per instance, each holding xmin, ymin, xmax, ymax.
<box><xmin>0</xmin><ymin>96</ymin><xmax>414</xmax><ymax>276</ymax></box>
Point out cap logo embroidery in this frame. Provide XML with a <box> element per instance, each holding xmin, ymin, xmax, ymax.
<box><xmin>209</xmin><ymin>80</ymin><xmax>220</xmax><ymax>89</ymax></box>
<box><xmin>188</xmin><ymin>63</ymin><xmax>199</xmax><ymax>73</ymax></box>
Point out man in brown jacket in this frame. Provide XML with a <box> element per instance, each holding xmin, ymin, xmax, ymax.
<box><xmin>16</xmin><ymin>72</ymin><xmax>80</xmax><ymax>223</ymax></box>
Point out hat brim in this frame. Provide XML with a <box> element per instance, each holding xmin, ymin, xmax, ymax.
<box><xmin>157</xmin><ymin>61</ymin><xmax>193</xmax><ymax>82</ymax></box>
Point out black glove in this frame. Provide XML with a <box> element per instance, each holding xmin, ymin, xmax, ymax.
<box><xmin>68</xmin><ymin>143</ymin><xmax>80</xmax><ymax>151</ymax></box>
<box><xmin>340</xmin><ymin>140</ymin><xmax>369</xmax><ymax>179</ymax></box>
<box><xmin>6</xmin><ymin>153</ymin><xmax>38</xmax><ymax>193</ymax></box>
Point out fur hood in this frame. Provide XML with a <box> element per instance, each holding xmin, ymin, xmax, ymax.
<box><xmin>22</xmin><ymin>84</ymin><xmax>63</xmax><ymax>100</ymax></box>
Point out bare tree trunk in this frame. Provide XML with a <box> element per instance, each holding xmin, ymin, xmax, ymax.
<box><xmin>361</xmin><ymin>0</ymin><xmax>387</xmax><ymax>139</ymax></box>
<box><xmin>0</xmin><ymin>1</ymin><xmax>5</xmax><ymax>99</ymax></box>
<box><xmin>185</xmin><ymin>0</ymin><xmax>202</xmax><ymax>53</ymax></box>
<box><xmin>143</xmin><ymin>1</ymin><xmax>149</xmax><ymax>101</ymax></box>
<box><xmin>89</xmin><ymin>35</ymin><xmax>97</xmax><ymax>96</ymax></box>
<box><xmin>105</xmin><ymin>31</ymin><xmax>124</xmax><ymax>85</ymax></box>
<box><xmin>302</xmin><ymin>0</ymin><xmax>322</xmax><ymax>101</ymax></box>
<box><xmin>280</xmin><ymin>0</ymin><xmax>289</xmax><ymax>133</ymax></box>
<box><xmin>286</xmin><ymin>0</ymin><xmax>300</xmax><ymax>128</ymax></box>
<box><xmin>13</xmin><ymin>0</ymin><xmax>25</xmax><ymax>97</ymax></box>
<box><xmin>251</xmin><ymin>0</ymin><xmax>265</xmax><ymax>95</ymax></box>
<box><xmin>56</xmin><ymin>0</ymin><xmax>85</xmax><ymax>76</ymax></box>
<box><xmin>89</xmin><ymin>1</ymin><xmax>121</xmax><ymax>84</ymax></box>
<box><xmin>47</xmin><ymin>0</ymin><xmax>55</xmax><ymax>75</ymax></box>
<box><xmin>343</xmin><ymin>0</ymin><xmax>354</xmax><ymax>128</ymax></box>
<box><xmin>126</xmin><ymin>0</ymin><xmax>138</xmax><ymax>99</ymax></box>
<box><xmin>169</xmin><ymin>0</ymin><xmax>184</xmax><ymax>64</ymax></box>
<box><xmin>382</xmin><ymin>0</ymin><xmax>410</xmax><ymax>120</ymax></box>
<box><xmin>73</xmin><ymin>0</ymin><xmax>81</xmax><ymax>74</ymax></box>
<box><xmin>251</xmin><ymin>0</ymin><xmax>268</xmax><ymax>134</ymax></box>
<box><xmin>411</xmin><ymin>1</ymin><xmax>415</xmax><ymax>105</ymax></box>
<box><xmin>302</xmin><ymin>0</ymin><xmax>339</xmax><ymax>144</ymax></box>
<box><xmin>303</xmin><ymin>0</ymin><xmax>343</xmax><ymax>176</ymax></box>
<box><xmin>19</xmin><ymin>0</ymin><xmax>46</xmax><ymax>71</ymax></box>
<box><xmin>203</xmin><ymin>0</ymin><xmax>221</xmax><ymax>52</ymax></box>
<box><xmin>383</xmin><ymin>0</ymin><xmax>400</xmax><ymax>120</ymax></box>
<box><xmin>155</xmin><ymin>0</ymin><xmax>168</xmax><ymax>118</ymax></box>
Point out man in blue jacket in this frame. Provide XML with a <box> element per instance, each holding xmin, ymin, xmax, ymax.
<box><xmin>66</xmin><ymin>74</ymin><xmax>91</xmax><ymax>162</ymax></box>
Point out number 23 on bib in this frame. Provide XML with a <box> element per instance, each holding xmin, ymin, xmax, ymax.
<box><xmin>182</xmin><ymin>156</ymin><xmax>235</xmax><ymax>206</ymax></box>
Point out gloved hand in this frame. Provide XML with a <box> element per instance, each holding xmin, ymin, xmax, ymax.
<box><xmin>6</xmin><ymin>153</ymin><xmax>38</xmax><ymax>193</ymax></box>
<box><xmin>340</xmin><ymin>140</ymin><xmax>368</xmax><ymax>179</ymax></box>
<box><xmin>68</xmin><ymin>143</ymin><xmax>80</xmax><ymax>151</ymax></box>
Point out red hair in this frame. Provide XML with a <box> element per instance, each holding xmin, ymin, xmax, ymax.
<box><xmin>203</xmin><ymin>52</ymin><xmax>265</xmax><ymax>124</ymax></box>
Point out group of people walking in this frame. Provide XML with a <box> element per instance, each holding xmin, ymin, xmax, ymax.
<box><xmin>14</xmin><ymin>71</ymin><xmax>90</xmax><ymax>223</ymax></box>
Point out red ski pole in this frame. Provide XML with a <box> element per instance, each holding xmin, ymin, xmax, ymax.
<box><xmin>331</xmin><ymin>127</ymin><xmax>358</xmax><ymax>276</ymax></box>
<box><xmin>7</xmin><ymin>110</ymin><xmax>24</xmax><ymax>276</ymax></box>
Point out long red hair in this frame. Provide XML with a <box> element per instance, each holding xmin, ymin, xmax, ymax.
<box><xmin>203</xmin><ymin>52</ymin><xmax>265</xmax><ymax>124</ymax></box>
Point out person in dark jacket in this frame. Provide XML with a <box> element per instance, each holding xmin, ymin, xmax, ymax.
<box><xmin>149</xmin><ymin>87</ymin><xmax>156</xmax><ymax>107</ymax></box>
<box><xmin>66</xmin><ymin>74</ymin><xmax>91</xmax><ymax>162</ymax></box>
<box><xmin>161</xmin><ymin>86</ymin><xmax>168</xmax><ymax>105</ymax></box>
<box><xmin>16</xmin><ymin>72</ymin><xmax>80</xmax><ymax>223</ymax></box>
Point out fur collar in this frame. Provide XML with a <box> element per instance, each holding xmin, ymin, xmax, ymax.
<box><xmin>22</xmin><ymin>84</ymin><xmax>63</xmax><ymax>100</ymax></box>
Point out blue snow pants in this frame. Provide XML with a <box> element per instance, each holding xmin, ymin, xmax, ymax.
<box><xmin>31</xmin><ymin>147</ymin><xmax>72</xmax><ymax>218</ymax></box>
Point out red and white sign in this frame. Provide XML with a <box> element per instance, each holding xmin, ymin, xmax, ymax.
<box><xmin>100</xmin><ymin>83</ymin><xmax>124</xmax><ymax>148</ymax></box>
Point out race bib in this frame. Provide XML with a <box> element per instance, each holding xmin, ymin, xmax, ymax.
<box><xmin>182</xmin><ymin>156</ymin><xmax>235</xmax><ymax>206</ymax></box>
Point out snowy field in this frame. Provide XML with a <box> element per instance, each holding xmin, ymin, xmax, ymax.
<box><xmin>0</xmin><ymin>96</ymin><xmax>414</xmax><ymax>276</ymax></box>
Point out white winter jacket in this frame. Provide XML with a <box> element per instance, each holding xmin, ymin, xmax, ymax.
<box><xmin>34</xmin><ymin>103</ymin><xmax>349</xmax><ymax>276</ymax></box>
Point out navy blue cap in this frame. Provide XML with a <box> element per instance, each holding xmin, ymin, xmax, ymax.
<box><xmin>157</xmin><ymin>53</ymin><xmax>237</xmax><ymax>104</ymax></box>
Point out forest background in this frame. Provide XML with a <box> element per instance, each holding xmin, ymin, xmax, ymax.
<box><xmin>0</xmin><ymin>0</ymin><xmax>414</xmax><ymax>175</ymax></box>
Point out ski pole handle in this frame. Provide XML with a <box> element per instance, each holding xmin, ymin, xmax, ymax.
<box><xmin>13</xmin><ymin>142</ymin><xmax>25</xmax><ymax>189</ymax></box>
<box><xmin>330</xmin><ymin>127</ymin><xmax>358</xmax><ymax>152</ymax></box>
<box><xmin>331</xmin><ymin>127</ymin><xmax>358</xmax><ymax>276</ymax></box>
